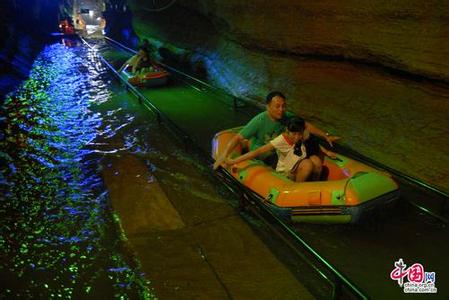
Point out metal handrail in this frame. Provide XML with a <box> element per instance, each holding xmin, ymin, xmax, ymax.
<box><xmin>333</xmin><ymin>143</ymin><xmax>449</xmax><ymax>199</ymax></box>
<box><xmin>332</xmin><ymin>143</ymin><xmax>449</xmax><ymax>223</ymax></box>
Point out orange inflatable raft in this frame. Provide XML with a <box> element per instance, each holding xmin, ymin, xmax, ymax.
<box><xmin>122</xmin><ymin>65</ymin><xmax>169</xmax><ymax>87</ymax></box>
<box><xmin>212</xmin><ymin>128</ymin><xmax>400</xmax><ymax>223</ymax></box>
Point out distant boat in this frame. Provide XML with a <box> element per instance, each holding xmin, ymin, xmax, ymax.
<box><xmin>121</xmin><ymin>65</ymin><xmax>169</xmax><ymax>88</ymax></box>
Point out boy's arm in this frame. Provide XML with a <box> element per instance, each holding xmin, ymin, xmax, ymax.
<box><xmin>227</xmin><ymin>143</ymin><xmax>274</xmax><ymax>165</ymax></box>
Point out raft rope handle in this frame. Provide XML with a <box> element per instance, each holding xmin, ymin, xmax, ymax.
<box><xmin>266</xmin><ymin>193</ymin><xmax>273</xmax><ymax>204</ymax></box>
<box><xmin>343</xmin><ymin>171</ymin><xmax>368</xmax><ymax>203</ymax></box>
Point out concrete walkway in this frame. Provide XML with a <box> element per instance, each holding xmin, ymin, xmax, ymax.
<box><xmin>101</xmin><ymin>153</ymin><xmax>314</xmax><ymax>299</ymax></box>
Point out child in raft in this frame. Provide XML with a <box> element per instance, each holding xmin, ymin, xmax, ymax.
<box><xmin>119</xmin><ymin>48</ymin><xmax>154</xmax><ymax>74</ymax></box>
<box><xmin>226</xmin><ymin>117</ymin><xmax>336</xmax><ymax>182</ymax></box>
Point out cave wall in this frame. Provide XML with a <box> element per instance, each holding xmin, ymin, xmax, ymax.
<box><xmin>103</xmin><ymin>0</ymin><xmax>140</xmax><ymax>46</ymax></box>
<box><xmin>126</xmin><ymin>0</ymin><xmax>449</xmax><ymax>192</ymax></box>
<box><xmin>186</xmin><ymin>0</ymin><xmax>449</xmax><ymax>82</ymax></box>
<box><xmin>0</xmin><ymin>0</ymin><xmax>60</xmax><ymax>98</ymax></box>
<box><xmin>129</xmin><ymin>0</ymin><xmax>449</xmax><ymax>82</ymax></box>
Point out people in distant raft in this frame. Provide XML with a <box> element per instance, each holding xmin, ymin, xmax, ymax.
<box><xmin>213</xmin><ymin>91</ymin><xmax>340</xmax><ymax>181</ymax></box>
<box><xmin>139</xmin><ymin>38</ymin><xmax>152</xmax><ymax>53</ymax></box>
<box><xmin>119</xmin><ymin>47</ymin><xmax>153</xmax><ymax>74</ymax></box>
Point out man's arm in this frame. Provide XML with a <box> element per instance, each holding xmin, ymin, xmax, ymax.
<box><xmin>305</xmin><ymin>121</ymin><xmax>340</xmax><ymax>147</ymax></box>
<box><xmin>131</xmin><ymin>55</ymin><xmax>143</xmax><ymax>73</ymax></box>
<box><xmin>213</xmin><ymin>133</ymin><xmax>245</xmax><ymax>170</ymax></box>
<box><xmin>319</xmin><ymin>145</ymin><xmax>337</xmax><ymax>159</ymax></box>
<box><xmin>119</xmin><ymin>56</ymin><xmax>136</xmax><ymax>72</ymax></box>
<box><xmin>214</xmin><ymin>113</ymin><xmax>262</xmax><ymax>169</ymax></box>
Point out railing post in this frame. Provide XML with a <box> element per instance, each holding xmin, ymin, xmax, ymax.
<box><xmin>331</xmin><ymin>280</ymin><xmax>342</xmax><ymax>300</ymax></box>
<box><xmin>233</xmin><ymin>96</ymin><xmax>239</xmax><ymax>110</ymax></box>
<box><xmin>184</xmin><ymin>138</ymin><xmax>189</xmax><ymax>152</ymax></box>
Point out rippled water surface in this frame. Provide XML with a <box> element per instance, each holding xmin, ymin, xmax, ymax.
<box><xmin>0</xmin><ymin>42</ymin><xmax>153</xmax><ymax>298</ymax></box>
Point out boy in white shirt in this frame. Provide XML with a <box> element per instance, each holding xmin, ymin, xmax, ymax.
<box><xmin>226</xmin><ymin>117</ymin><xmax>335</xmax><ymax>182</ymax></box>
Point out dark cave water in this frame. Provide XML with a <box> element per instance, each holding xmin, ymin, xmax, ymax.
<box><xmin>0</xmin><ymin>40</ymin><xmax>154</xmax><ymax>299</ymax></box>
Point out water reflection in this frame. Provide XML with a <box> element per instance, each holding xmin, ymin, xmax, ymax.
<box><xmin>0</xmin><ymin>43</ymin><xmax>151</xmax><ymax>298</ymax></box>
